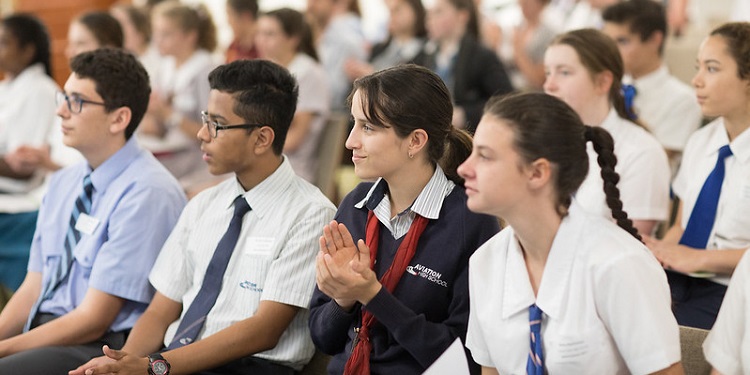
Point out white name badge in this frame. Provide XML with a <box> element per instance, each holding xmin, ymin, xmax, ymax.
<box><xmin>75</xmin><ymin>213</ymin><xmax>100</xmax><ymax>235</ymax></box>
<box><xmin>245</xmin><ymin>237</ymin><xmax>275</xmax><ymax>255</ymax></box>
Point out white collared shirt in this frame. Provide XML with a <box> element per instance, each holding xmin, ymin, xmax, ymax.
<box><xmin>703</xmin><ymin>251</ymin><xmax>750</xmax><ymax>375</ymax></box>
<box><xmin>629</xmin><ymin>65</ymin><xmax>702</xmax><ymax>153</ymax></box>
<box><xmin>467</xmin><ymin>201</ymin><xmax>680</xmax><ymax>374</ymax></box>
<box><xmin>354</xmin><ymin>165</ymin><xmax>455</xmax><ymax>239</ymax></box>
<box><xmin>150</xmin><ymin>158</ymin><xmax>336</xmax><ymax>370</ymax></box>
<box><xmin>673</xmin><ymin>118</ymin><xmax>750</xmax><ymax>285</ymax></box>
<box><xmin>576</xmin><ymin>108</ymin><xmax>671</xmax><ymax>222</ymax></box>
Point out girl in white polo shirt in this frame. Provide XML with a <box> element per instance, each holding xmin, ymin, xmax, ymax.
<box><xmin>543</xmin><ymin>28</ymin><xmax>670</xmax><ymax>237</ymax></box>
<box><xmin>645</xmin><ymin>22</ymin><xmax>750</xmax><ymax>330</ymax></box>
<box><xmin>460</xmin><ymin>92</ymin><xmax>682</xmax><ymax>374</ymax></box>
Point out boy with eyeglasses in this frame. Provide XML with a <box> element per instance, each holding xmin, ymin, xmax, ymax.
<box><xmin>0</xmin><ymin>48</ymin><xmax>186</xmax><ymax>374</ymax></box>
<box><xmin>72</xmin><ymin>59</ymin><xmax>335</xmax><ymax>375</ymax></box>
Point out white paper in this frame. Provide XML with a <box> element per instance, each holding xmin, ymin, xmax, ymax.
<box><xmin>423</xmin><ymin>338</ymin><xmax>471</xmax><ymax>375</ymax></box>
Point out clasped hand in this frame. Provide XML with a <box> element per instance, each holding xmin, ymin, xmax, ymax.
<box><xmin>316</xmin><ymin>221</ymin><xmax>382</xmax><ymax>310</ymax></box>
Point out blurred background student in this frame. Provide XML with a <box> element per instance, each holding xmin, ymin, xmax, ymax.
<box><xmin>256</xmin><ymin>8</ymin><xmax>330</xmax><ymax>183</ymax></box>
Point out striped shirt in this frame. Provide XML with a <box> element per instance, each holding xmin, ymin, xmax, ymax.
<box><xmin>149</xmin><ymin>157</ymin><xmax>336</xmax><ymax>370</ymax></box>
<box><xmin>355</xmin><ymin>165</ymin><xmax>455</xmax><ymax>239</ymax></box>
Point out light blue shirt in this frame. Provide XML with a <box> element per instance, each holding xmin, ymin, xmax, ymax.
<box><xmin>28</xmin><ymin>137</ymin><xmax>186</xmax><ymax>332</ymax></box>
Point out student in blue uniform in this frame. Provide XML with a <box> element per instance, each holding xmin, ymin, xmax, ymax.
<box><xmin>308</xmin><ymin>64</ymin><xmax>499</xmax><ymax>375</ymax></box>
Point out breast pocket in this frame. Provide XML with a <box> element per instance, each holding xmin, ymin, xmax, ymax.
<box><xmin>545</xmin><ymin>328</ymin><xmax>608</xmax><ymax>374</ymax></box>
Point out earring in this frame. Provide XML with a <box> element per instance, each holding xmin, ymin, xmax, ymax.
<box><xmin>408</xmin><ymin>152</ymin><xmax>414</xmax><ymax>159</ymax></box>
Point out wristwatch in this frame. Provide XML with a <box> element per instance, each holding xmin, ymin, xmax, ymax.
<box><xmin>148</xmin><ymin>353</ymin><xmax>171</xmax><ymax>375</ymax></box>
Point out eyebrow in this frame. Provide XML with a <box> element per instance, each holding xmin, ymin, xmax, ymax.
<box><xmin>206</xmin><ymin>113</ymin><xmax>229</xmax><ymax>122</ymax></box>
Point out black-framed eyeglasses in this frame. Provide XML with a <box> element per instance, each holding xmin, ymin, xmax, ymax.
<box><xmin>56</xmin><ymin>91</ymin><xmax>106</xmax><ymax>114</ymax></box>
<box><xmin>200</xmin><ymin>111</ymin><xmax>264</xmax><ymax>139</ymax></box>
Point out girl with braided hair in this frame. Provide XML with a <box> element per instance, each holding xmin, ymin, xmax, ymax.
<box><xmin>461</xmin><ymin>92</ymin><xmax>682</xmax><ymax>375</ymax></box>
<box><xmin>543</xmin><ymin>28</ymin><xmax>670</xmax><ymax>238</ymax></box>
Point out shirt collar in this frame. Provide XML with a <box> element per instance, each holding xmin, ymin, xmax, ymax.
<box><xmin>501</xmin><ymin>200</ymin><xmax>585</xmax><ymax>319</ymax></box>
<box><xmin>229</xmin><ymin>156</ymin><xmax>296</xmax><ymax>218</ymax></box>
<box><xmin>632</xmin><ymin>64</ymin><xmax>670</xmax><ymax>92</ymax></box>
<box><xmin>353</xmin><ymin>165</ymin><xmax>455</xmax><ymax>219</ymax></box>
<box><xmin>701</xmin><ymin>118</ymin><xmax>750</xmax><ymax>164</ymax></box>
<box><xmin>88</xmin><ymin>137</ymin><xmax>143</xmax><ymax>195</ymax></box>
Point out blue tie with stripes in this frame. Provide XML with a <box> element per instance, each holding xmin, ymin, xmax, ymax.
<box><xmin>679</xmin><ymin>145</ymin><xmax>732</xmax><ymax>249</ymax></box>
<box><xmin>167</xmin><ymin>195</ymin><xmax>251</xmax><ymax>349</ymax></box>
<box><xmin>24</xmin><ymin>174</ymin><xmax>94</xmax><ymax>331</ymax></box>
<box><xmin>527</xmin><ymin>304</ymin><xmax>544</xmax><ymax>375</ymax></box>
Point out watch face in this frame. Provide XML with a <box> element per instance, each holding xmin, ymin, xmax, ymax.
<box><xmin>152</xmin><ymin>360</ymin><xmax>169</xmax><ymax>375</ymax></box>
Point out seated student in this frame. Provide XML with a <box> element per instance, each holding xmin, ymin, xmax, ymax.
<box><xmin>343</xmin><ymin>0</ymin><xmax>427</xmax><ymax>81</ymax></box>
<box><xmin>543</xmin><ymin>28</ymin><xmax>671</xmax><ymax>237</ymax></box>
<box><xmin>645</xmin><ymin>22</ymin><xmax>750</xmax><ymax>330</ymax></box>
<box><xmin>602</xmin><ymin>0</ymin><xmax>702</xmax><ymax>173</ymax></box>
<box><xmin>703</xmin><ymin>251</ymin><xmax>750</xmax><ymax>375</ymax></box>
<box><xmin>255</xmin><ymin>8</ymin><xmax>330</xmax><ymax>183</ymax></box>
<box><xmin>0</xmin><ymin>14</ymin><xmax>60</xmax><ymax>291</ymax></box>
<box><xmin>225</xmin><ymin>0</ymin><xmax>260</xmax><ymax>62</ymax></box>
<box><xmin>72</xmin><ymin>59</ymin><xmax>336</xmax><ymax>375</ymax></box>
<box><xmin>462</xmin><ymin>92</ymin><xmax>682</xmax><ymax>375</ymax></box>
<box><xmin>309</xmin><ymin>65</ymin><xmax>500</xmax><ymax>374</ymax></box>
<box><xmin>65</xmin><ymin>11</ymin><xmax>124</xmax><ymax>60</ymax></box>
<box><xmin>139</xmin><ymin>1</ymin><xmax>220</xmax><ymax>195</ymax></box>
<box><xmin>0</xmin><ymin>48</ymin><xmax>186</xmax><ymax>375</ymax></box>
<box><xmin>414</xmin><ymin>0</ymin><xmax>513</xmax><ymax>132</ymax></box>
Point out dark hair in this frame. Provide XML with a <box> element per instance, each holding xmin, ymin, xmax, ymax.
<box><xmin>263</xmin><ymin>8</ymin><xmax>318</xmax><ymax>61</ymax></box>
<box><xmin>70</xmin><ymin>48</ymin><xmax>151</xmax><ymax>140</ymax></box>
<box><xmin>112</xmin><ymin>4</ymin><xmax>152</xmax><ymax>43</ymax></box>
<box><xmin>602</xmin><ymin>0</ymin><xmax>667</xmax><ymax>55</ymax></box>
<box><xmin>208</xmin><ymin>60</ymin><xmax>298</xmax><ymax>155</ymax></box>
<box><xmin>1</xmin><ymin>14</ymin><xmax>52</xmax><ymax>77</ymax></box>
<box><xmin>552</xmin><ymin>29</ymin><xmax>635</xmax><ymax>123</ymax></box>
<box><xmin>445</xmin><ymin>0</ymin><xmax>479</xmax><ymax>39</ymax></box>
<box><xmin>710</xmin><ymin>22</ymin><xmax>750</xmax><ymax>80</ymax></box>
<box><xmin>484</xmin><ymin>92</ymin><xmax>641</xmax><ymax>241</ymax></box>
<box><xmin>227</xmin><ymin>0</ymin><xmax>259</xmax><ymax>18</ymax></box>
<box><xmin>76</xmin><ymin>11</ymin><xmax>124</xmax><ymax>49</ymax></box>
<box><xmin>154</xmin><ymin>1</ymin><xmax>218</xmax><ymax>52</ymax></box>
<box><xmin>348</xmin><ymin>64</ymin><xmax>473</xmax><ymax>185</ymax></box>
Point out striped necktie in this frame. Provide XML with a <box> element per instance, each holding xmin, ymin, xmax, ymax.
<box><xmin>167</xmin><ymin>195</ymin><xmax>251</xmax><ymax>349</ymax></box>
<box><xmin>679</xmin><ymin>145</ymin><xmax>732</xmax><ymax>249</ymax></box>
<box><xmin>526</xmin><ymin>304</ymin><xmax>545</xmax><ymax>375</ymax></box>
<box><xmin>24</xmin><ymin>174</ymin><xmax>94</xmax><ymax>331</ymax></box>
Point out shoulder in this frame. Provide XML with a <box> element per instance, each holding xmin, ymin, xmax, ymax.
<box><xmin>609</xmin><ymin>118</ymin><xmax>665</xmax><ymax>157</ymax></box>
<box><xmin>575</xmin><ymin>211</ymin><xmax>655</xmax><ymax>269</ymax></box>
<box><xmin>286</xmin><ymin>175</ymin><xmax>338</xmax><ymax>214</ymax></box>
<box><xmin>469</xmin><ymin>227</ymin><xmax>510</xmax><ymax>270</ymax></box>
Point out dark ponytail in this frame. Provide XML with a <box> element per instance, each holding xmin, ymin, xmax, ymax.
<box><xmin>441</xmin><ymin>127</ymin><xmax>473</xmax><ymax>185</ymax></box>
<box><xmin>585</xmin><ymin>126</ymin><xmax>642</xmax><ymax>241</ymax></box>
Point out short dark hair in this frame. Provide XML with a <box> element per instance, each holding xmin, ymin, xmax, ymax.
<box><xmin>227</xmin><ymin>0</ymin><xmax>259</xmax><ymax>18</ymax></box>
<box><xmin>1</xmin><ymin>14</ymin><xmax>52</xmax><ymax>77</ymax></box>
<box><xmin>263</xmin><ymin>8</ymin><xmax>318</xmax><ymax>61</ymax></box>
<box><xmin>76</xmin><ymin>11</ymin><xmax>124</xmax><ymax>49</ymax></box>
<box><xmin>70</xmin><ymin>48</ymin><xmax>150</xmax><ymax>140</ymax></box>
<box><xmin>208</xmin><ymin>60</ymin><xmax>298</xmax><ymax>155</ymax></box>
<box><xmin>602</xmin><ymin>0</ymin><xmax>667</xmax><ymax>54</ymax></box>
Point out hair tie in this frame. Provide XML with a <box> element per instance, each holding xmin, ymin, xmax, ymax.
<box><xmin>621</xmin><ymin>84</ymin><xmax>638</xmax><ymax>121</ymax></box>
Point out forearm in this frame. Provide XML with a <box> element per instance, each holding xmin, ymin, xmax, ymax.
<box><xmin>513</xmin><ymin>52</ymin><xmax>545</xmax><ymax>88</ymax></box>
<box><xmin>0</xmin><ymin>157</ymin><xmax>33</xmax><ymax>179</ymax></box>
<box><xmin>283</xmin><ymin>112</ymin><xmax>314</xmax><ymax>153</ymax></box>
<box><xmin>121</xmin><ymin>310</ymin><xmax>174</xmax><ymax>356</ymax></box>
<box><xmin>698</xmin><ymin>248</ymin><xmax>747</xmax><ymax>275</ymax></box>
<box><xmin>0</xmin><ymin>273</ymin><xmax>41</xmax><ymax>340</ymax></box>
<box><xmin>0</xmin><ymin>309</ymin><xmax>110</xmax><ymax>357</ymax></box>
<box><xmin>309</xmin><ymin>290</ymin><xmax>357</xmax><ymax>355</ymax></box>
<box><xmin>633</xmin><ymin>219</ymin><xmax>658</xmax><ymax>238</ymax></box>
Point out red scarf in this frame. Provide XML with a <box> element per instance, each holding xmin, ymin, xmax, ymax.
<box><xmin>343</xmin><ymin>210</ymin><xmax>430</xmax><ymax>375</ymax></box>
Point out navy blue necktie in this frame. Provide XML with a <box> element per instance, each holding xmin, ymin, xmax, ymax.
<box><xmin>680</xmin><ymin>145</ymin><xmax>733</xmax><ymax>249</ymax></box>
<box><xmin>167</xmin><ymin>196</ymin><xmax>251</xmax><ymax>349</ymax></box>
<box><xmin>622</xmin><ymin>84</ymin><xmax>638</xmax><ymax>120</ymax></box>
<box><xmin>526</xmin><ymin>304</ymin><xmax>544</xmax><ymax>375</ymax></box>
<box><xmin>25</xmin><ymin>174</ymin><xmax>94</xmax><ymax>331</ymax></box>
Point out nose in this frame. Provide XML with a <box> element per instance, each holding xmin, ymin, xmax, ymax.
<box><xmin>197</xmin><ymin>121</ymin><xmax>211</xmax><ymax>142</ymax></box>
<box><xmin>543</xmin><ymin>74</ymin><xmax>556</xmax><ymax>94</ymax></box>
<box><xmin>56</xmin><ymin>98</ymin><xmax>70</xmax><ymax>118</ymax></box>
<box><xmin>457</xmin><ymin>152</ymin><xmax>475</xmax><ymax>181</ymax></box>
<box><xmin>344</xmin><ymin>126</ymin><xmax>358</xmax><ymax>150</ymax></box>
<box><xmin>691</xmin><ymin>69</ymin><xmax>703</xmax><ymax>89</ymax></box>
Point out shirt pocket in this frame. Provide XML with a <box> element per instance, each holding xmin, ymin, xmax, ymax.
<box><xmin>545</xmin><ymin>327</ymin><xmax>608</xmax><ymax>374</ymax></box>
